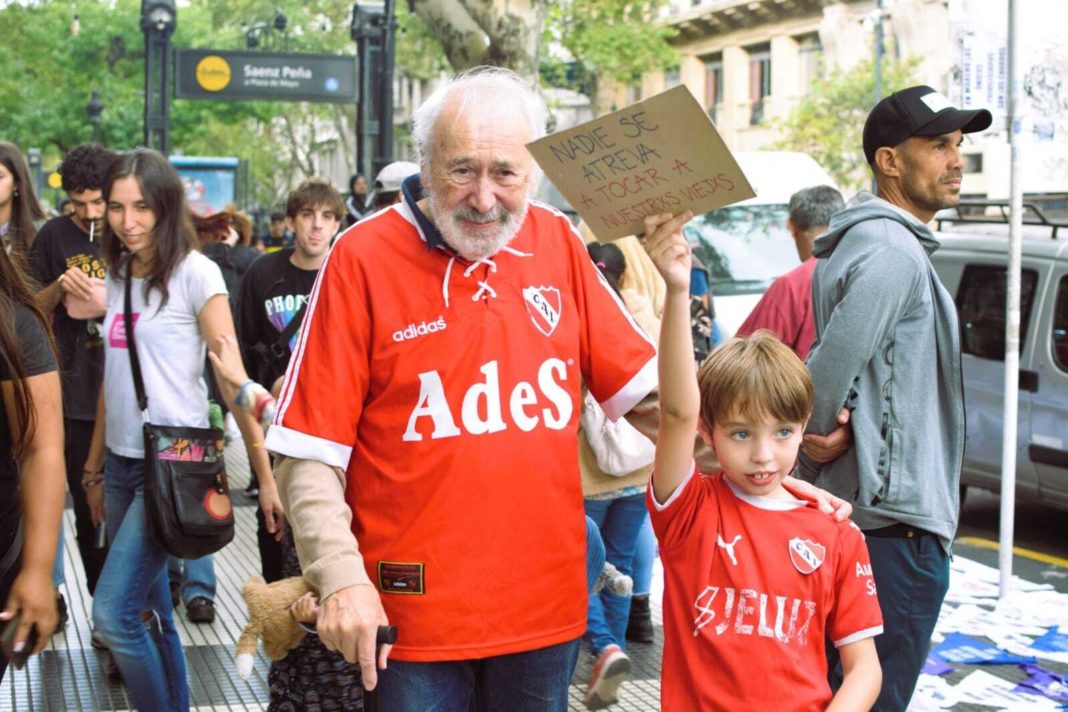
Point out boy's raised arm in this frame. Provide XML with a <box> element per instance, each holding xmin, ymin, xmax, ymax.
<box><xmin>642</xmin><ymin>211</ymin><xmax>699</xmax><ymax>503</ymax></box>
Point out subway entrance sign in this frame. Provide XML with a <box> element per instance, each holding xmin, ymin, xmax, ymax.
<box><xmin>175</xmin><ymin>49</ymin><xmax>356</xmax><ymax>103</ymax></box>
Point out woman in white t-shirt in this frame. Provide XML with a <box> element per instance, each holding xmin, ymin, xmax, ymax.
<box><xmin>82</xmin><ymin>149</ymin><xmax>259</xmax><ymax>711</ymax></box>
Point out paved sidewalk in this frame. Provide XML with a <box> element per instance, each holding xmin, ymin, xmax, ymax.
<box><xmin>1</xmin><ymin>439</ymin><xmax>1064</xmax><ymax>710</ymax></box>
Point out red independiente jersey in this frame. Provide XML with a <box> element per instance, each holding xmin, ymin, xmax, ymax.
<box><xmin>649</xmin><ymin>466</ymin><xmax>883</xmax><ymax>711</ymax></box>
<box><xmin>266</xmin><ymin>200</ymin><xmax>657</xmax><ymax>661</ymax></box>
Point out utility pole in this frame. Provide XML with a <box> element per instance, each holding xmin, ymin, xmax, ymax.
<box><xmin>142</xmin><ymin>0</ymin><xmax>176</xmax><ymax>154</ymax></box>
<box><xmin>999</xmin><ymin>0</ymin><xmax>1022</xmax><ymax>599</ymax></box>
<box><xmin>872</xmin><ymin>0</ymin><xmax>884</xmax><ymax>193</ymax></box>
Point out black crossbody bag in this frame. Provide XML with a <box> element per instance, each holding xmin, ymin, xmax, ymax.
<box><xmin>123</xmin><ymin>265</ymin><xmax>234</xmax><ymax>559</ymax></box>
<box><xmin>247</xmin><ymin>300</ymin><xmax>307</xmax><ymax>387</ymax></box>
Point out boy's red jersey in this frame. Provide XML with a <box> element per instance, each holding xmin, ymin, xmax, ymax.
<box><xmin>649</xmin><ymin>467</ymin><xmax>883</xmax><ymax>711</ymax></box>
<box><xmin>265</xmin><ymin>201</ymin><xmax>657</xmax><ymax>661</ymax></box>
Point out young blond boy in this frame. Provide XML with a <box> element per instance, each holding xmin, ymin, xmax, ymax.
<box><xmin>642</xmin><ymin>212</ymin><xmax>883</xmax><ymax>710</ymax></box>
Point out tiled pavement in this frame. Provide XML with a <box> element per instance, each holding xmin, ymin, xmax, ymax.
<box><xmin>1</xmin><ymin>437</ymin><xmax>1064</xmax><ymax>710</ymax></box>
<box><xmin>0</xmin><ymin>441</ymin><xmax>668</xmax><ymax>711</ymax></box>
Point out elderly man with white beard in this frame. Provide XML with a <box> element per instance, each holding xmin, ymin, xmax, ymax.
<box><xmin>262</xmin><ymin>67</ymin><xmax>660</xmax><ymax>710</ymax></box>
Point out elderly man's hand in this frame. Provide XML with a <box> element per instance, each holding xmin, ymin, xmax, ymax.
<box><xmin>317</xmin><ymin>584</ymin><xmax>392</xmax><ymax>690</ymax></box>
<box><xmin>782</xmin><ymin>476</ymin><xmax>853</xmax><ymax>521</ymax></box>
<box><xmin>801</xmin><ymin>408</ymin><xmax>853</xmax><ymax>463</ymax></box>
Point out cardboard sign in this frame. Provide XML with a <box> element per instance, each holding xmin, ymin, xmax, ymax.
<box><xmin>527</xmin><ymin>85</ymin><xmax>754</xmax><ymax>241</ymax></box>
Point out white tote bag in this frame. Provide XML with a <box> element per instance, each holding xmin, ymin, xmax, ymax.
<box><xmin>579</xmin><ymin>391</ymin><xmax>656</xmax><ymax>476</ymax></box>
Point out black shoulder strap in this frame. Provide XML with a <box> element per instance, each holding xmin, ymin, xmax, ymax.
<box><xmin>274</xmin><ymin>300</ymin><xmax>309</xmax><ymax>353</ymax></box>
<box><xmin>123</xmin><ymin>262</ymin><xmax>149</xmax><ymax>416</ymax></box>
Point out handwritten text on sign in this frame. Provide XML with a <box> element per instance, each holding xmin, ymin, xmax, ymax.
<box><xmin>527</xmin><ymin>85</ymin><xmax>754</xmax><ymax>240</ymax></box>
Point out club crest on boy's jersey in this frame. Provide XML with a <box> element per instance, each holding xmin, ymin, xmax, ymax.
<box><xmin>788</xmin><ymin>538</ymin><xmax>826</xmax><ymax>575</ymax></box>
<box><xmin>523</xmin><ymin>286</ymin><xmax>561</xmax><ymax>336</ymax></box>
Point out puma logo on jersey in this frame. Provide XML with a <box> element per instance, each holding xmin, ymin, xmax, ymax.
<box><xmin>403</xmin><ymin>358</ymin><xmax>572</xmax><ymax>441</ymax></box>
<box><xmin>692</xmin><ymin>586</ymin><xmax>817</xmax><ymax>645</ymax></box>
<box><xmin>716</xmin><ymin>534</ymin><xmax>742</xmax><ymax>566</ymax></box>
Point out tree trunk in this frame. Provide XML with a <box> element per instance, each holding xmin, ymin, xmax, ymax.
<box><xmin>411</xmin><ymin>0</ymin><xmax>546</xmax><ymax>83</ymax></box>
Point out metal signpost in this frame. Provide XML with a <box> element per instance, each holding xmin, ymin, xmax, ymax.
<box><xmin>142</xmin><ymin>0</ymin><xmax>176</xmax><ymax>154</ymax></box>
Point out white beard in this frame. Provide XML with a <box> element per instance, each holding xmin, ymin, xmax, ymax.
<box><xmin>429</xmin><ymin>192</ymin><xmax>528</xmax><ymax>261</ymax></box>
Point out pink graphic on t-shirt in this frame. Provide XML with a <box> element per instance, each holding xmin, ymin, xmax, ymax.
<box><xmin>109</xmin><ymin>312</ymin><xmax>139</xmax><ymax>348</ymax></box>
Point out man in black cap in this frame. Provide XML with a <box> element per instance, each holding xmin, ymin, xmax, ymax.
<box><xmin>797</xmin><ymin>86</ymin><xmax>991</xmax><ymax>711</ymax></box>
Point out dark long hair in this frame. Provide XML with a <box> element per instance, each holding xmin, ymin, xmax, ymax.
<box><xmin>0</xmin><ymin>141</ymin><xmax>46</xmax><ymax>257</ymax></box>
<box><xmin>0</xmin><ymin>246</ymin><xmax>57</xmax><ymax>456</ymax></box>
<box><xmin>586</xmin><ymin>241</ymin><xmax>626</xmax><ymax>297</ymax></box>
<box><xmin>102</xmin><ymin>149</ymin><xmax>197</xmax><ymax>308</ymax></box>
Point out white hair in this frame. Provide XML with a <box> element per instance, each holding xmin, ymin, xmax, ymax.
<box><xmin>411</xmin><ymin>66</ymin><xmax>549</xmax><ymax>174</ymax></box>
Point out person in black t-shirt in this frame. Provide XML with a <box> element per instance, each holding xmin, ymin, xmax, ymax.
<box><xmin>236</xmin><ymin>180</ymin><xmax>362</xmax><ymax>710</ymax></box>
<box><xmin>0</xmin><ymin>247</ymin><xmax>65</xmax><ymax>682</ymax></box>
<box><xmin>235</xmin><ymin>180</ymin><xmax>342</xmax><ymax>581</ymax></box>
<box><xmin>29</xmin><ymin>144</ymin><xmax>115</xmax><ymax>598</ymax></box>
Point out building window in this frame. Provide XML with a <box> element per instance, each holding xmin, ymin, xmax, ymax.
<box><xmin>627</xmin><ymin>83</ymin><xmax>642</xmax><ymax>105</ymax></box>
<box><xmin>748</xmin><ymin>44</ymin><xmax>771</xmax><ymax>125</ymax></box>
<box><xmin>797</xmin><ymin>33</ymin><xmax>822</xmax><ymax>96</ymax></box>
<box><xmin>666</xmin><ymin>67</ymin><xmax>681</xmax><ymax>88</ymax></box>
<box><xmin>704</xmin><ymin>54</ymin><xmax>723</xmax><ymax>124</ymax></box>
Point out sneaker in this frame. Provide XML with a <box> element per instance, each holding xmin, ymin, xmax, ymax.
<box><xmin>186</xmin><ymin>597</ymin><xmax>216</xmax><ymax>624</ymax></box>
<box><xmin>53</xmin><ymin>592</ymin><xmax>69</xmax><ymax>635</ymax></box>
<box><xmin>625</xmin><ymin>594</ymin><xmax>654</xmax><ymax>644</ymax></box>
<box><xmin>594</xmin><ymin>562</ymin><xmax>633</xmax><ymax>597</ymax></box>
<box><xmin>584</xmin><ymin>644</ymin><xmax>631</xmax><ymax>710</ymax></box>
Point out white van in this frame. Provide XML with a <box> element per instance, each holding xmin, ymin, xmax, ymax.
<box><xmin>929</xmin><ymin>207</ymin><xmax>1068</xmax><ymax>511</ymax></box>
<box><xmin>683</xmin><ymin>151</ymin><xmax>839</xmax><ymax>337</ymax></box>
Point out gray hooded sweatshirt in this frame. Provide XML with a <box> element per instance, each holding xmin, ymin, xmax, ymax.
<box><xmin>798</xmin><ymin>191</ymin><xmax>965</xmax><ymax>551</ymax></box>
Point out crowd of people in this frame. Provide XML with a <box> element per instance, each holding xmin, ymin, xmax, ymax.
<box><xmin>0</xmin><ymin>65</ymin><xmax>990</xmax><ymax>712</ymax></box>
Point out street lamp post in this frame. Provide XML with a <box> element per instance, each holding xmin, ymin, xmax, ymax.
<box><xmin>351</xmin><ymin>0</ymin><xmax>396</xmax><ymax>181</ymax></box>
<box><xmin>141</xmin><ymin>0</ymin><xmax>176</xmax><ymax>155</ymax></box>
<box><xmin>86</xmin><ymin>91</ymin><xmax>104</xmax><ymax>144</ymax></box>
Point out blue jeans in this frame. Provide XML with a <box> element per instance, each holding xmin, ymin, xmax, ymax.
<box><xmin>630</xmin><ymin>516</ymin><xmax>656</xmax><ymax>597</ymax></box>
<box><xmin>584</xmin><ymin>494</ymin><xmax>647</xmax><ymax>655</ymax></box>
<box><xmin>168</xmin><ymin>555</ymin><xmax>216</xmax><ymax>604</ymax></box>
<box><xmin>378</xmin><ymin>637</ymin><xmax>581</xmax><ymax>711</ymax></box>
<box><xmin>585</xmin><ymin>516</ymin><xmax>605</xmax><ymax>593</ymax></box>
<box><xmin>92</xmin><ymin>452</ymin><xmax>189</xmax><ymax>712</ymax></box>
<box><xmin>827</xmin><ymin>529</ymin><xmax>949</xmax><ymax>712</ymax></box>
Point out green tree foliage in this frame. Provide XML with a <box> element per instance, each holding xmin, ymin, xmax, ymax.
<box><xmin>768</xmin><ymin>56</ymin><xmax>918</xmax><ymax>193</ymax></box>
<box><xmin>394</xmin><ymin>1</ymin><xmax>451</xmax><ymax>81</ymax></box>
<box><xmin>544</xmin><ymin>0</ymin><xmax>677</xmax><ymax>96</ymax></box>
<box><xmin>0</xmin><ymin>0</ymin><xmax>362</xmax><ymax>211</ymax></box>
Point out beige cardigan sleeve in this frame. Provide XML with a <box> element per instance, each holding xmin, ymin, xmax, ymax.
<box><xmin>274</xmin><ymin>456</ymin><xmax>374</xmax><ymax>598</ymax></box>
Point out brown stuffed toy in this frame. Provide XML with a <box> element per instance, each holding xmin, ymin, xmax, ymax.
<box><xmin>235</xmin><ymin>575</ymin><xmax>315</xmax><ymax>678</ymax></box>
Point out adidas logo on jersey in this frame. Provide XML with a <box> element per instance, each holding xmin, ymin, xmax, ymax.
<box><xmin>403</xmin><ymin>358</ymin><xmax>572</xmax><ymax>441</ymax></box>
<box><xmin>393</xmin><ymin>316</ymin><xmax>447</xmax><ymax>342</ymax></box>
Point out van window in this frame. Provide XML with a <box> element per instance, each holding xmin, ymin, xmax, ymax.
<box><xmin>955</xmin><ymin>265</ymin><xmax>1038</xmax><ymax>360</ymax></box>
<box><xmin>1053</xmin><ymin>276</ymin><xmax>1068</xmax><ymax>372</ymax></box>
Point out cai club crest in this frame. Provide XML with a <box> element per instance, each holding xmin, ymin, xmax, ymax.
<box><xmin>788</xmin><ymin>537</ymin><xmax>826</xmax><ymax>575</ymax></box>
<box><xmin>523</xmin><ymin>286</ymin><xmax>561</xmax><ymax>337</ymax></box>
